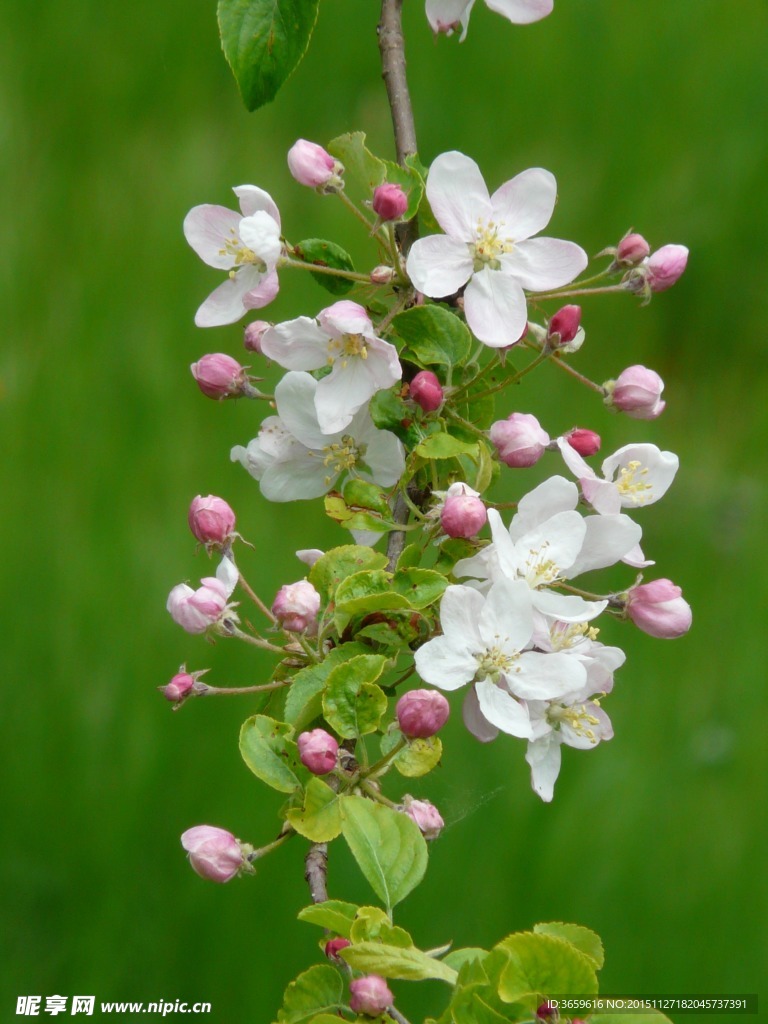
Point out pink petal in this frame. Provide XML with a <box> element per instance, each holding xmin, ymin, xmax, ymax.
<box><xmin>426</xmin><ymin>151</ymin><xmax>492</xmax><ymax>240</ymax></box>
<box><xmin>490</xmin><ymin>167</ymin><xmax>557</xmax><ymax>241</ymax></box>
<box><xmin>463</xmin><ymin>269</ymin><xmax>527</xmax><ymax>346</ymax></box>
<box><xmin>406</xmin><ymin>235</ymin><xmax>473</xmax><ymax>297</ymax></box>
<box><xmin>317</xmin><ymin>301</ymin><xmax>373</xmax><ymax>338</ymax></box>
<box><xmin>501</xmin><ymin>237</ymin><xmax>588</xmax><ymax>290</ymax></box>
<box><xmin>184</xmin><ymin>205</ymin><xmax>242</xmax><ymax>269</ymax></box>
<box><xmin>243</xmin><ymin>269</ymin><xmax>280</xmax><ymax>310</ymax></box>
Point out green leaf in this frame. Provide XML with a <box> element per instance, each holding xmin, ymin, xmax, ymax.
<box><xmin>286</xmin><ymin>777</ymin><xmax>343</xmax><ymax>842</ymax></box>
<box><xmin>349</xmin><ymin>907</ymin><xmax>413</xmax><ymax>947</ymax></box>
<box><xmin>340</xmin><ymin>795</ymin><xmax>428</xmax><ymax>910</ymax></box>
<box><xmin>396</xmin><ymin>544</ymin><xmax>422</xmax><ymax>571</ymax></box>
<box><xmin>442</xmin><ymin>948</ymin><xmax>489</xmax><ymax>971</ymax></box>
<box><xmin>415</xmin><ymin>432</ymin><xmax>479</xmax><ymax>460</ymax></box>
<box><xmin>391</xmin><ymin>306</ymin><xmax>473</xmax><ymax>369</ymax></box>
<box><xmin>328</xmin><ymin>132</ymin><xmax>423</xmax><ymax>220</ymax></box>
<box><xmin>276</xmin><ymin>963</ymin><xmax>344</xmax><ymax>1024</ymax></box>
<box><xmin>324</xmin><ymin>494</ymin><xmax>399</xmax><ymax>535</ymax></box>
<box><xmin>369</xmin><ymin>388</ymin><xmax>424</xmax><ymax>448</ymax></box>
<box><xmin>218</xmin><ymin>0</ymin><xmax>320</xmax><ymax>112</ymax></box>
<box><xmin>533</xmin><ymin>922</ymin><xmax>605</xmax><ymax>970</ymax></box>
<box><xmin>341</xmin><ymin>941</ymin><xmax>457</xmax><ymax>983</ymax></box>
<box><xmin>297</xmin><ymin>899</ymin><xmax>359</xmax><ymax>938</ymax></box>
<box><xmin>309</xmin><ymin>545</ymin><xmax>388</xmax><ymax>607</ymax></box>
<box><xmin>322</xmin><ymin>656</ymin><xmax>388</xmax><ymax>738</ymax></box>
<box><xmin>495</xmin><ymin>932</ymin><xmax>599</xmax><ymax>1004</ymax></box>
<box><xmin>452</xmin><ymin>992</ymin><xmax>513</xmax><ymax>1024</ymax></box>
<box><xmin>343</xmin><ymin>479</ymin><xmax>392</xmax><ymax>517</ymax></box>
<box><xmin>434</xmin><ymin>537</ymin><xmax>481</xmax><ymax>576</ymax></box>
<box><xmin>394</xmin><ymin>736</ymin><xmax>443</xmax><ymax>778</ymax></box>
<box><xmin>334</xmin><ymin>570</ymin><xmax>411</xmax><ymax>617</ymax></box>
<box><xmin>239</xmin><ymin>715</ymin><xmax>308</xmax><ymax>794</ymax></box>
<box><xmin>471</xmin><ymin>440</ymin><xmax>496</xmax><ymax>494</ymax></box>
<box><xmin>293</xmin><ymin>238</ymin><xmax>356</xmax><ymax>296</ymax></box>
<box><xmin>391</xmin><ymin>567</ymin><xmax>448</xmax><ymax>609</ymax></box>
<box><xmin>380</xmin><ymin>159</ymin><xmax>424</xmax><ymax>221</ymax></box>
<box><xmin>284</xmin><ymin>642</ymin><xmax>370</xmax><ymax>732</ymax></box>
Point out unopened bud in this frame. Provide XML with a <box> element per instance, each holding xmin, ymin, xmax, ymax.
<box><xmin>372</xmin><ymin>183</ymin><xmax>408</xmax><ymax>221</ymax></box>
<box><xmin>536</xmin><ymin>1001</ymin><xmax>558</xmax><ymax>1021</ymax></box>
<box><xmin>396</xmin><ymin>689</ymin><xmax>450</xmax><ymax>738</ymax></box>
<box><xmin>188</xmin><ymin>495</ymin><xmax>236</xmax><ymax>547</ymax></box>
<box><xmin>490</xmin><ymin>412</ymin><xmax>550</xmax><ymax>468</ymax></box>
<box><xmin>548</xmin><ymin>304</ymin><xmax>582</xmax><ymax>346</ymax></box>
<box><xmin>402</xmin><ymin>796</ymin><xmax>444</xmax><ymax>840</ymax></box>
<box><xmin>297</xmin><ymin>729</ymin><xmax>339</xmax><ymax>775</ymax></box>
<box><xmin>409</xmin><ymin>370</ymin><xmax>444</xmax><ymax>412</ymax></box>
<box><xmin>626</xmin><ymin>579</ymin><xmax>692</xmax><ymax>639</ymax></box>
<box><xmin>616</xmin><ymin>231</ymin><xmax>651</xmax><ymax>266</ymax></box>
<box><xmin>606</xmin><ymin>365</ymin><xmax>666</xmax><ymax>420</ymax></box>
<box><xmin>441</xmin><ymin>492</ymin><xmax>487</xmax><ymax>539</ymax></box>
<box><xmin>564</xmin><ymin>427</ymin><xmax>601</xmax><ymax>457</ymax></box>
<box><xmin>181</xmin><ymin>825</ymin><xmax>244</xmax><ymax>883</ymax></box>
<box><xmin>287</xmin><ymin>139</ymin><xmax>342</xmax><ymax>190</ymax></box>
<box><xmin>370</xmin><ymin>264</ymin><xmax>395</xmax><ymax>285</ymax></box>
<box><xmin>243</xmin><ymin>320</ymin><xmax>270</xmax><ymax>353</ymax></box>
<box><xmin>349</xmin><ymin>975</ymin><xmax>393</xmax><ymax>1016</ymax></box>
<box><xmin>647</xmin><ymin>244</ymin><xmax>689</xmax><ymax>292</ymax></box>
<box><xmin>161</xmin><ymin>670</ymin><xmax>195</xmax><ymax>703</ymax></box>
<box><xmin>191</xmin><ymin>353</ymin><xmax>249</xmax><ymax>400</ymax></box>
<box><xmin>324</xmin><ymin>937</ymin><xmax>351</xmax><ymax>961</ymax></box>
<box><xmin>272</xmin><ymin>580</ymin><xmax>320</xmax><ymax>633</ymax></box>
<box><xmin>167</xmin><ymin>577</ymin><xmax>230</xmax><ymax>634</ymax></box>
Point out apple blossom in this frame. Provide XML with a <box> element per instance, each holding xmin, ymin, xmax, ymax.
<box><xmin>441</xmin><ymin>487</ymin><xmax>487</xmax><ymax>538</ymax></box>
<box><xmin>183</xmin><ymin>185</ymin><xmax>282</xmax><ymax>327</ymax></box>
<box><xmin>490</xmin><ymin>412</ymin><xmax>550</xmax><ymax>468</ymax></box>
<box><xmin>243</xmin><ymin>320</ymin><xmax>271</xmax><ymax>353</ymax></box>
<box><xmin>426</xmin><ymin>0</ymin><xmax>553</xmax><ymax>41</ymax></box>
<box><xmin>406</xmin><ymin>152</ymin><xmax>587</xmax><ymax>347</ymax></box>
<box><xmin>259</xmin><ymin>301</ymin><xmax>401</xmax><ymax>433</ymax></box>
<box><xmin>181</xmin><ymin>826</ymin><xmax>245</xmax><ymax>883</ymax></box>
<box><xmin>231</xmin><ymin>372</ymin><xmax>405</xmax><ymax>502</ymax></box>
<box><xmin>324</xmin><ymin>938</ymin><xmax>351</xmax><ymax>960</ymax></box>
<box><xmin>190</xmin><ymin>353</ymin><xmax>250</xmax><ymax>400</ymax></box>
<box><xmin>409</xmin><ymin>370</ymin><xmax>444</xmax><ymax>412</ymax></box>
<box><xmin>402</xmin><ymin>797</ymin><xmax>445</xmax><ymax>840</ymax></box>
<box><xmin>396</xmin><ymin>689</ymin><xmax>450</xmax><ymax>738</ymax></box>
<box><xmin>272</xmin><ymin>580</ymin><xmax>321</xmax><ymax>633</ymax></box>
<box><xmin>167</xmin><ymin>556</ymin><xmax>238</xmax><ymax>635</ymax></box>
<box><xmin>349</xmin><ymin>975</ymin><xmax>393</xmax><ymax>1016</ymax></box>
<box><xmin>616</xmin><ymin>231</ymin><xmax>650</xmax><ymax>266</ymax></box>
<box><xmin>161</xmin><ymin>670</ymin><xmax>195</xmax><ymax>703</ymax></box>
<box><xmin>647</xmin><ymin>244</ymin><xmax>689</xmax><ymax>292</ymax></box>
<box><xmin>287</xmin><ymin>139</ymin><xmax>342</xmax><ymax>191</ymax></box>
<box><xmin>188</xmin><ymin>495</ymin><xmax>236</xmax><ymax>547</ymax></box>
<box><xmin>547</xmin><ymin>304</ymin><xmax>582</xmax><ymax>346</ymax></box>
<box><xmin>557</xmin><ymin>438</ymin><xmax>679</xmax><ymax>515</ymax></box>
<box><xmin>625</xmin><ymin>578</ymin><xmax>692</xmax><ymax>638</ymax></box>
<box><xmin>606</xmin><ymin>365</ymin><xmax>666</xmax><ymax>420</ymax></box>
<box><xmin>297</xmin><ymin>729</ymin><xmax>339</xmax><ymax>774</ymax></box>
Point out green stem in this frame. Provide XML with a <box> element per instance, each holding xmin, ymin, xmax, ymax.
<box><xmin>194</xmin><ymin>680</ymin><xmax>291</xmax><ymax>697</ymax></box>
<box><xmin>360</xmin><ymin>778</ymin><xmax>399</xmax><ymax>809</ymax></box>
<box><xmin>365</xmin><ymin>736</ymin><xmax>407</xmax><ymax>778</ymax></box>
<box><xmin>444</xmin><ymin>407</ymin><xmax>488</xmax><ymax>440</ymax></box>
<box><xmin>249</xmin><ymin>829</ymin><xmax>294</xmax><ymax>861</ymax></box>
<box><xmin>548</xmin><ymin>354</ymin><xmax>606</xmax><ymax>394</ymax></box>
<box><xmin>532</xmin><ymin>283</ymin><xmax>626</xmax><ymax>301</ymax></box>
<box><xmin>336</xmin><ymin>188</ymin><xmax>383</xmax><ymax>236</ymax></box>
<box><xmin>225</xmin><ymin>624</ymin><xmax>290</xmax><ymax>656</ymax></box>
<box><xmin>238</xmin><ymin>572</ymin><xmax>277</xmax><ymax>623</ymax></box>
<box><xmin>281</xmin><ymin>256</ymin><xmax>372</xmax><ymax>284</ymax></box>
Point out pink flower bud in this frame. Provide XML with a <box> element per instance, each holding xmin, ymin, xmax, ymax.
<box><xmin>441</xmin><ymin>493</ymin><xmax>487</xmax><ymax>539</ymax></box>
<box><xmin>490</xmin><ymin>412</ymin><xmax>550</xmax><ymax>468</ymax></box>
<box><xmin>409</xmin><ymin>370</ymin><xmax>444</xmax><ymax>412</ymax></box>
<box><xmin>616</xmin><ymin>232</ymin><xmax>650</xmax><ymax>265</ymax></box>
<box><xmin>161</xmin><ymin>670</ymin><xmax>195</xmax><ymax>703</ymax></box>
<box><xmin>607</xmin><ymin>365</ymin><xmax>666</xmax><ymax>420</ymax></box>
<box><xmin>396</xmin><ymin>689</ymin><xmax>450</xmax><ymax>738</ymax></box>
<box><xmin>167</xmin><ymin>577</ymin><xmax>230</xmax><ymax>634</ymax></box>
<box><xmin>287</xmin><ymin>139</ymin><xmax>338</xmax><ymax>188</ymax></box>
<box><xmin>181</xmin><ymin>825</ymin><xmax>244</xmax><ymax>883</ymax></box>
<box><xmin>272</xmin><ymin>580</ymin><xmax>321</xmax><ymax>633</ymax></box>
<box><xmin>564</xmin><ymin>427</ymin><xmax>601</xmax><ymax>457</ymax></box>
<box><xmin>548</xmin><ymin>304</ymin><xmax>582</xmax><ymax>345</ymax></box>
<box><xmin>349</xmin><ymin>975</ymin><xmax>393</xmax><ymax>1016</ymax></box>
<box><xmin>243</xmin><ymin>320</ymin><xmax>270</xmax><ymax>353</ymax></box>
<box><xmin>372</xmin><ymin>183</ymin><xmax>408</xmax><ymax>221</ymax></box>
<box><xmin>626</xmin><ymin>579</ymin><xmax>692</xmax><ymax>639</ymax></box>
<box><xmin>536</xmin><ymin>1001</ymin><xmax>558</xmax><ymax>1021</ymax></box>
<box><xmin>370</xmin><ymin>264</ymin><xmax>395</xmax><ymax>285</ymax></box>
<box><xmin>188</xmin><ymin>495</ymin><xmax>236</xmax><ymax>546</ymax></box>
<box><xmin>190</xmin><ymin>353</ymin><xmax>248</xmax><ymax>400</ymax></box>
<box><xmin>324</xmin><ymin>938</ymin><xmax>351</xmax><ymax>961</ymax></box>
<box><xmin>297</xmin><ymin>729</ymin><xmax>339</xmax><ymax>775</ymax></box>
<box><xmin>402</xmin><ymin>797</ymin><xmax>444</xmax><ymax>840</ymax></box>
<box><xmin>647</xmin><ymin>244</ymin><xmax>689</xmax><ymax>292</ymax></box>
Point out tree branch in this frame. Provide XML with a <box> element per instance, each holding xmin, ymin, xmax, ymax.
<box><xmin>304</xmin><ymin>843</ymin><xmax>329</xmax><ymax>904</ymax></box>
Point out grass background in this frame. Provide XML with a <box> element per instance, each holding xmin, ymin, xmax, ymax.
<box><xmin>2</xmin><ymin>0</ymin><xmax>767</xmax><ymax>1020</ymax></box>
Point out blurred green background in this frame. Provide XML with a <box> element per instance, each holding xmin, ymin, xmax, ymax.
<box><xmin>2</xmin><ymin>0</ymin><xmax>767</xmax><ymax>1020</ymax></box>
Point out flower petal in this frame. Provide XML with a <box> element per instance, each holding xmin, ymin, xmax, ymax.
<box><xmin>475</xmin><ymin>678</ymin><xmax>533</xmax><ymax>738</ymax></box>
<box><xmin>463</xmin><ymin>269</ymin><xmax>527</xmax><ymax>346</ymax></box>
<box><xmin>406</xmin><ymin>235</ymin><xmax>473</xmax><ymax>298</ymax></box>
<box><xmin>501</xmin><ymin>237</ymin><xmax>588</xmax><ymax>290</ymax></box>
<box><xmin>425</xmin><ymin>0</ymin><xmax>473</xmax><ymax>34</ymax></box>
<box><xmin>243</xmin><ymin>269</ymin><xmax>280</xmax><ymax>310</ymax></box>
<box><xmin>315</xmin><ymin>359</ymin><xmax>378</xmax><ymax>433</ymax></box>
<box><xmin>317</xmin><ymin>300</ymin><xmax>373</xmax><ymax>338</ymax></box>
<box><xmin>427</xmin><ymin>151</ymin><xmax>492</xmax><ymax>239</ymax></box>
<box><xmin>274</xmin><ymin>372</ymin><xmax>328</xmax><ymax>450</ymax></box>
<box><xmin>462</xmin><ymin>686</ymin><xmax>499</xmax><ymax>742</ymax></box>
<box><xmin>511</xmin><ymin>650</ymin><xmax>586</xmax><ymax>700</ymax></box>
<box><xmin>490</xmin><ymin>167</ymin><xmax>557</xmax><ymax>241</ymax></box>
<box><xmin>260</xmin><ymin>455</ymin><xmax>333</xmax><ymax>502</ymax></box>
<box><xmin>260</xmin><ymin>317</ymin><xmax>329</xmax><ymax>371</ymax></box>
<box><xmin>359</xmin><ymin>428</ymin><xmax>406</xmax><ymax>488</ymax></box>
<box><xmin>567</xmin><ymin>514</ymin><xmax>642</xmax><ymax>577</ymax></box>
<box><xmin>485</xmin><ymin>0</ymin><xmax>553</xmax><ymax>24</ymax></box>
<box><xmin>414</xmin><ymin>634</ymin><xmax>479</xmax><ymax>691</ymax></box>
<box><xmin>526</xmin><ymin>733</ymin><xmax>562</xmax><ymax>802</ymax></box>
<box><xmin>194</xmin><ymin>266</ymin><xmax>261</xmax><ymax>327</ymax></box>
<box><xmin>233</xmin><ymin>184</ymin><xmax>281</xmax><ymax>227</ymax></box>
<box><xmin>238</xmin><ymin>211</ymin><xmax>282</xmax><ymax>268</ymax></box>
<box><xmin>479</xmin><ymin>578</ymin><xmax>534</xmax><ymax>653</ymax></box>
<box><xmin>509</xmin><ymin>475</ymin><xmax>578</xmax><ymax>541</ymax></box>
<box><xmin>184</xmin><ymin>205</ymin><xmax>241</xmax><ymax>269</ymax></box>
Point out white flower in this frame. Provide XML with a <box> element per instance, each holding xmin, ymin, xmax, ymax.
<box><xmin>184</xmin><ymin>186</ymin><xmax>282</xmax><ymax>327</ymax></box>
<box><xmin>405</xmin><ymin>152</ymin><xmax>587</xmax><ymax>347</ymax></box>
<box><xmin>231</xmin><ymin>371</ymin><xmax>405</xmax><ymax>502</ymax></box>
<box><xmin>414</xmin><ymin>580</ymin><xmax>587</xmax><ymax>739</ymax></box>
<box><xmin>259</xmin><ymin>300</ymin><xmax>402</xmax><ymax>433</ymax></box>
<box><xmin>426</xmin><ymin>0</ymin><xmax>553</xmax><ymax>40</ymax></box>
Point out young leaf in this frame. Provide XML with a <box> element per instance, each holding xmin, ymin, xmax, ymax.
<box><xmin>340</xmin><ymin>795</ymin><xmax>428</xmax><ymax>910</ymax></box>
<box><xmin>341</xmin><ymin>941</ymin><xmax>457</xmax><ymax>983</ymax></box>
<box><xmin>334</xmin><ymin>570</ymin><xmax>411</xmax><ymax>617</ymax></box>
<box><xmin>415</xmin><ymin>432</ymin><xmax>479</xmax><ymax>460</ymax></box>
<box><xmin>239</xmin><ymin>715</ymin><xmax>308</xmax><ymax>794</ymax></box>
<box><xmin>217</xmin><ymin>0</ymin><xmax>320</xmax><ymax>112</ymax></box>
<box><xmin>390</xmin><ymin>305</ymin><xmax>473</xmax><ymax>369</ymax></box>
<box><xmin>322</xmin><ymin>655</ymin><xmax>388</xmax><ymax>738</ymax></box>
<box><xmin>276</xmin><ymin>963</ymin><xmax>344</xmax><ymax>1024</ymax></box>
<box><xmin>391</xmin><ymin>567</ymin><xmax>448</xmax><ymax>609</ymax></box>
<box><xmin>284</xmin><ymin>642</ymin><xmax>370</xmax><ymax>732</ymax></box>
<box><xmin>298</xmin><ymin>899</ymin><xmax>360</xmax><ymax>938</ymax></box>
<box><xmin>349</xmin><ymin>906</ymin><xmax>413</xmax><ymax>947</ymax></box>
<box><xmin>293</xmin><ymin>238</ymin><xmax>356</xmax><ymax>296</ymax></box>
<box><xmin>309</xmin><ymin>545</ymin><xmax>389</xmax><ymax>607</ymax></box>
<box><xmin>394</xmin><ymin>736</ymin><xmax>443</xmax><ymax>778</ymax></box>
<box><xmin>286</xmin><ymin>777</ymin><xmax>343</xmax><ymax>842</ymax></box>
<box><xmin>495</xmin><ymin>932</ymin><xmax>599</xmax><ymax>1004</ymax></box>
<box><xmin>533</xmin><ymin>922</ymin><xmax>605</xmax><ymax>969</ymax></box>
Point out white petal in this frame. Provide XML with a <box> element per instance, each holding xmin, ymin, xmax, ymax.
<box><xmin>238</xmin><ymin>211</ymin><xmax>282</xmax><ymax>268</ymax></box>
<box><xmin>216</xmin><ymin>555</ymin><xmax>239</xmax><ymax>596</ymax></box>
<box><xmin>622</xmin><ymin>542</ymin><xmax>655</xmax><ymax>569</ymax></box>
<box><xmin>183</xmin><ymin>205</ymin><xmax>241</xmax><ymax>269</ymax></box>
<box><xmin>556</xmin><ymin>435</ymin><xmax>596</xmax><ymax>481</ymax></box>
<box><xmin>602</xmin><ymin>444</ymin><xmax>679</xmax><ymax>507</ymax></box>
<box><xmin>485</xmin><ymin>0</ymin><xmax>553</xmax><ymax>24</ymax></box>
<box><xmin>526</xmin><ymin>734</ymin><xmax>562</xmax><ymax>802</ymax></box>
<box><xmin>510</xmin><ymin>650</ymin><xmax>586</xmax><ymax>700</ymax></box>
<box><xmin>479</xmin><ymin>578</ymin><xmax>535</xmax><ymax>653</ymax></box>
<box><xmin>260</xmin><ymin>454</ymin><xmax>333</xmax><ymax>502</ymax></box>
<box><xmin>463</xmin><ymin>269</ymin><xmax>527</xmax><ymax>347</ymax></box>
<box><xmin>531</xmin><ymin>590</ymin><xmax>608</xmax><ymax>623</ymax></box>
<box><xmin>462</xmin><ymin>686</ymin><xmax>499</xmax><ymax>742</ymax></box>
<box><xmin>436</xmin><ymin>584</ymin><xmax>485</xmax><ymax>647</ymax></box>
<box><xmin>406</xmin><ymin>235</ymin><xmax>473</xmax><ymax>297</ymax></box>
<box><xmin>475</xmin><ymin>678</ymin><xmax>533</xmax><ymax>738</ymax></box>
<box><xmin>274</xmin><ymin>372</ymin><xmax>328</xmax><ymax>450</ymax></box>
<box><xmin>194</xmin><ymin>266</ymin><xmax>261</xmax><ymax>327</ymax></box>
<box><xmin>567</xmin><ymin>514</ymin><xmax>642</xmax><ymax>577</ymax></box>
<box><xmin>509</xmin><ymin>476</ymin><xmax>578</xmax><ymax>541</ymax></box>
<box><xmin>360</xmin><ymin>428</ymin><xmax>406</xmax><ymax>489</ymax></box>
<box><xmin>490</xmin><ymin>167</ymin><xmax>557</xmax><ymax>241</ymax></box>
<box><xmin>233</xmin><ymin>184</ymin><xmax>281</xmax><ymax>227</ymax></box>
<box><xmin>426</xmin><ymin>151</ymin><xmax>492</xmax><ymax>240</ymax></box>
<box><xmin>501</xmin><ymin>237</ymin><xmax>588</xmax><ymax>291</ymax></box>
<box><xmin>515</xmin><ymin>510</ymin><xmax>587</xmax><ymax>581</ymax></box>
<box><xmin>426</xmin><ymin>0</ymin><xmax>473</xmax><ymax>33</ymax></box>
<box><xmin>315</xmin><ymin>360</ymin><xmax>378</xmax><ymax>434</ymax></box>
<box><xmin>581</xmin><ymin>477</ymin><xmax>622</xmax><ymax>515</ymax></box>
<box><xmin>414</xmin><ymin>634</ymin><xmax>478</xmax><ymax>691</ymax></box>
<box><xmin>261</xmin><ymin>317</ymin><xmax>329</xmax><ymax>371</ymax></box>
